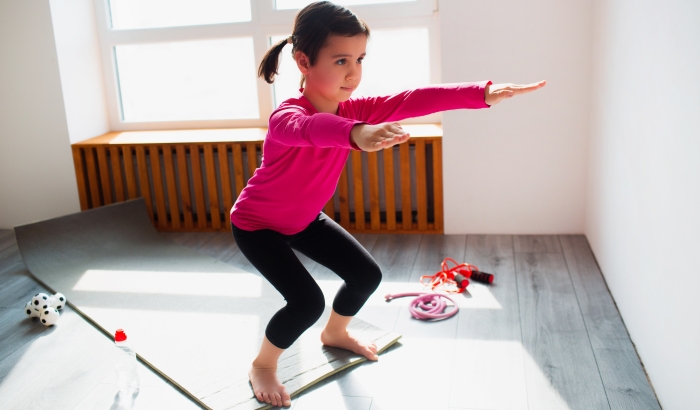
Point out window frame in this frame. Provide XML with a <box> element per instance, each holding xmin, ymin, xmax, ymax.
<box><xmin>95</xmin><ymin>0</ymin><xmax>440</xmax><ymax>131</ymax></box>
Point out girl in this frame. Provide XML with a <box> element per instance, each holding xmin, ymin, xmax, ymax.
<box><xmin>230</xmin><ymin>1</ymin><xmax>545</xmax><ymax>407</ymax></box>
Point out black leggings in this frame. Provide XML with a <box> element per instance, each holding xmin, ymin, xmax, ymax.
<box><xmin>231</xmin><ymin>212</ymin><xmax>382</xmax><ymax>349</ymax></box>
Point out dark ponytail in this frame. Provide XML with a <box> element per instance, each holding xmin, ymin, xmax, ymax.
<box><xmin>258</xmin><ymin>37</ymin><xmax>291</xmax><ymax>84</ymax></box>
<box><xmin>258</xmin><ymin>1</ymin><xmax>370</xmax><ymax>86</ymax></box>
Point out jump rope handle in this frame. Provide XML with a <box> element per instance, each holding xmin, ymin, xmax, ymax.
<box><xmin>454</xmin><ymin>273</ymin><xmax>469</xmax><ymax>289</ymax></box>
<box><xmin>470</xmin><ymin>270</ymin><xmax>494</xmax><ymax>284</ymax></box>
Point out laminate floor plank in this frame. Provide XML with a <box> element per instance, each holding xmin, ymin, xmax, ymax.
<box><xmin>0</xmin><ymin>236</ymin><xmax>22</xmax><ymax>275</ymax></box>
<box><xmin>0</xmin><ymin>230</ymin><xmax>17</xmax><ymax>254</ymax></box>
<box><xmin>514</xmin><ymin>235</ymin><xmax>562</xmax><ymax>254</ymax></box>
<box><xmin>412</xmin><ymin>234</ymin><xmax>467</xmax><ymax>270</ymax></box>
<box><xmin>450</xmin><ymin>234</ymin><xmax>528</xmax><ymax>410</ymax></box>
<box><xmin>0</xmin><ymin>266</ymin><xmax>45</xmax><ymax>308</ymax></box>
<box><xmin>368</xmin><ymin>234</ymin><xmax>423</xmax><ymax>282</ymax></box>
<box><xmin>516</xmin><ymin>247</ymin><xmax>610</xmax><ymax>409</ymax></box>
<box><xmin>0</xmin><ymin>308</ymin><xmax>48</xmax><ymax>367</ymax></box>
<box><xmin>350</xmin><ymin>233</ymin><xmax>380</xmax><ymax>253</ymax></box>
<box><xmin>560</xmin><ymin>235</ymin><xmax>661</xmax><ymax>410</ymax></box>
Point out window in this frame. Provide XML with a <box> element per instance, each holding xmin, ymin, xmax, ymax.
<box><xmin>95</xmin><ymin>0</ymin><xmax>439</xmax><ymax>131</ymax></box>
<box><xmin>109</xmin><ymin>0</ymin><xmax>252</xmax><ymax>29</ymax></box>
<box><xmin>115</xmin><ymin>38</ymin><xmax>259</xmax><ymax>122</ymax></box>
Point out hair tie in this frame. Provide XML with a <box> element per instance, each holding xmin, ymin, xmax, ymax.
<box><xmin>286</xmin><ymin>35</ymin><xmax>294</xmax><ymax>44</ymax></box>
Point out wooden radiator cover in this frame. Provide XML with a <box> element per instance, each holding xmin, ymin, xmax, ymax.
<box><xmin>71</xmin><ymin>126</ymin><xmax>444</xmax><ymax>234</ymax></box>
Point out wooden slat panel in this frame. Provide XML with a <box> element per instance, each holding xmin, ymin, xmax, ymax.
<box><xmin>109</xmin><ymin>146</ymin><xmax>125</xmax><ymax>202</ymax></box>
<box><xmin>399</xmin><ymin>142</ymin><xmax>412</xmax><ymax>230</ymax></box>
<box><xmin>135</xmin><ymin>145</ymin><xmax>153</xmax><ymax>221</ymax></box>
<box><xmin>72</xmin><ymin>147</ymin><xmax>89</xmax><ymax>211</ymax></box>
<box><xmin>190</xmin><ymin>144</ymin><xmax>207</xmax><ymax>229</ymax></box>
<box><xmin>71</xmin><ymin>132</ymin><xmax>443</xmax><ymax>233</ymax></box>
<box><xmin>204</xmin><ymin>145</ymin><xmax>221</xmax><ymax>230</ymax></box>
<box><xmin>163</xmin><ymin>146</ymin><xmax>181</xmax><ymax>229</ymax></box>
<box><xmin>415</xmin><ymin>139</ymin><xmax>428</xmax><ymax>230</ymax></box>
<box><xmin>122</xmin><ymin>146</ymin><xmax>138</xmax><ymax>200</ymax></box>
<box><xmin>432</xmin><ymin>139</ymin><xmax>444</xmax><ymax>232</ymax></box>
<box><xmin>367</xmin><ymin>151</ymin><xmax>380</xmax><ymax>230</ymax></box>
<box><xmin>382</xmin><ymin>148</ymin><xmax>396</xmax><ymax>230</ymax></box>
<box><xmin>96</xmin><ymin>146</ymin><xmax>112</xmax><ymax>205</ymax></box>
<box><xmin>217</xmin><ymin>144</ymin><xmax>233</xmax><ymax>229</ymax></box>
<box><xmin>85</xmin><ymin>148</ymin><xmax>101</xmax><ymax>209</ymax></box>
<box><xmin>149</xmin><ymin>146</ymin><xmax>168</xmax><ymax>228</ymax></box>
<box><xmin>176</xmin><ymin>145</ymin><xmax>193</xmax><ymax>229</ymax></box>
<box><xmin>338</xmin><ymin>166</ymin><xmax>351</xmax><ymax>229</ymax></box>
<box><xmin>246</xmin><ymin>143</ymin><xmax>257</xmax><ymax>180</ymax></box>
<box><xmin>351</xmin><ymin>151</ymin><xmax>365</xmax><ymax>230</ymax></box>
<box><xmin>232</xmin><ymin>144</ymin><xmax>245</xmax><ymax>197</ymax></box>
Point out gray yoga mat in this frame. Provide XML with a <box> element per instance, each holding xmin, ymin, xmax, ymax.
<box><xmin>14</xmin><ymin>199</ymin><xmax>401</xmax><ymax>410</ymax></box>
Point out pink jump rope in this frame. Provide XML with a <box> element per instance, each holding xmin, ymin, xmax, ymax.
<box><xmin>384</xmin><ymin>258</ymin><xmax>494</xmax><ymax>320</ymax></box>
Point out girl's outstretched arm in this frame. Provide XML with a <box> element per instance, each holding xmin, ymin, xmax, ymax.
<box><xmin>485</xmin><ymin>81</ymin><xmax>547</xmax><ymax>106</ymax></box>
<box><xmin>346</xmin><ymin>81</ymin><xmax>492</xmax><ymax>124</ymax></box>
<box><xmin>344</xmin><ymin>80</ymin><xmax>547</xmax><ymax>124</ymax></box>
<box><xmin>346</xmin><ymin>80</ymin><xmax>547</xmax><ymax>151</ymax></box>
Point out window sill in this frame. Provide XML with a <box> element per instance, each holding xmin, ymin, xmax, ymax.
<box><xmin>73</xmin><ymin>124</ymin><xmax>443</xmax><ymax>146</ymax></box>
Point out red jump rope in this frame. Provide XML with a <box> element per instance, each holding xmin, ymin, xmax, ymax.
<box><xmin>384</xmin><ymin>258</ymin><xmax>495</xmax><ymax>320</ymax></box>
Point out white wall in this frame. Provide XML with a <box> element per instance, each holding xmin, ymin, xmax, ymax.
<box><xmin>0</xmin><ymin>0</ymin><xmax>80</xmax><ymax>229</ymax></box>
<box><xmin>49</xmin><ymin>0</ymin><xmax>110</xmax><ymax>144</ymax></box>
<box><xmin>439</xmin><ymin>0</ymin><xmax>592</xmax><ymax>234</ymax></box>
<box><xmin>587</xmin><ymin>1</ymin><xmax>700</xmax><ymax>409</ymax></box>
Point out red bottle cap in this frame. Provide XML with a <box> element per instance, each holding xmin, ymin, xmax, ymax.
<box><xmin>114</xmin><ymin>329</ymin><xmax>127</xmax><ymax>342</ymax></box>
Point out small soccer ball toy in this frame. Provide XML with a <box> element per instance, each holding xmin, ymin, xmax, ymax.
<box><xmin>40</xmin><ymin>308</ymin><xmax>60</xmax><ymax>326</ymax></box>
<box><xmin>25</xmin><ymin>292</ymin><xmax>67</xmax><ymax>325</ymax></box>
<box><xmin>24</xmin><ymin>301</ymin><xmax>40</xmax><ymax>318</ymax></box>
<box><xmin>50</xmin><ymin>293</ymin><xmax>67</xmax><ymax>310</ymax></box>
<box><xmin>31</xmin><ymin>293</ymin><xmax>51</xmax><ymax>311</ymax></box>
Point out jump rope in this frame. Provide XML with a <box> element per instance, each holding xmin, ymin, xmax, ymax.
<box><xmin>384</xmin><ymin>258</ymin><xmax>494</xmax><ymax>321</ymax></box>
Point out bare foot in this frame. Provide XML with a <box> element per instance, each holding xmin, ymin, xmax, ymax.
<box><xmin>320</xmin><ymin>329</ymin><xmax>379</xmax><ymax>361</ymax></box>
<box><xmin>248</xmin><ymin>365</ymin><xmax>291</xmax><ymax>408</ymax></box>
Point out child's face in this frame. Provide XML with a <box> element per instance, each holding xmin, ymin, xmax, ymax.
<box><xmin>296</xmin><ymin>34</ymin><xmax>367</xmax><ymax>109</ymax></box>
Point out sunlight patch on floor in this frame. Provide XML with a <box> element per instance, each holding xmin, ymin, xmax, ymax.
<box><xmin>73</xmin><ymin>269</ymin><xmax>262</xmax><ymax>297</ymax></box>
<box><xmin>79</xmin><ymin>307</ymin><xmax>260</xmax><ymax>380</ymax></box>
<box><xmin>295</xmin><ymin>337</ymin><xmax>571</xmax><ymax>410</ymax></box>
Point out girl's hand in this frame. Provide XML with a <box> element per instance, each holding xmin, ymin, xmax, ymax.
<box><xmin>350</xmin><ymin>122</ymin><xmax>410</xmax><ymax>152</ymax></box>
<box><xmin>485</xmin><ymin>80</ymin><xmax>547</xmax><ymax>106</ymax></box>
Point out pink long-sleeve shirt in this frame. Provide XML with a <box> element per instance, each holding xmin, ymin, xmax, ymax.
<box><xmin>230</xmin><ymin>81</ymin><xmax>492</xmax><ymax>235</ymax></box>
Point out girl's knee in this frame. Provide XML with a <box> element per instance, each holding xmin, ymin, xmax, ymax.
<box><xmin>342</xmin><ymin>261</ymin><xmax>382</xmax><ymax>294</ymax></box>
<box><xmin>361</xmin><ymin>262</ymin><xmax>383</xmax><ymax>292</ymax></box>
<box><xmin>288</xmin><ymin>288</ymin><xmax>326</xmax><ymax>324</ymax></box>
<box><xmin>307</xmin><ymin>293</ymin><xmax>326</xmax><ymax>321</ymax></box>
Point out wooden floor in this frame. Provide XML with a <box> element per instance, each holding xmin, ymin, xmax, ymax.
<box><xmin>0</xmin><ymin>229</ymin><xmax>661</xmax><ymax>410</ymax></box>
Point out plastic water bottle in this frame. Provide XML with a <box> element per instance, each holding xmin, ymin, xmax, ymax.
<box><xmin>114</xmin><ymin>329</ymin><xmax>140</xmax><ymax>394</ymax></box>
